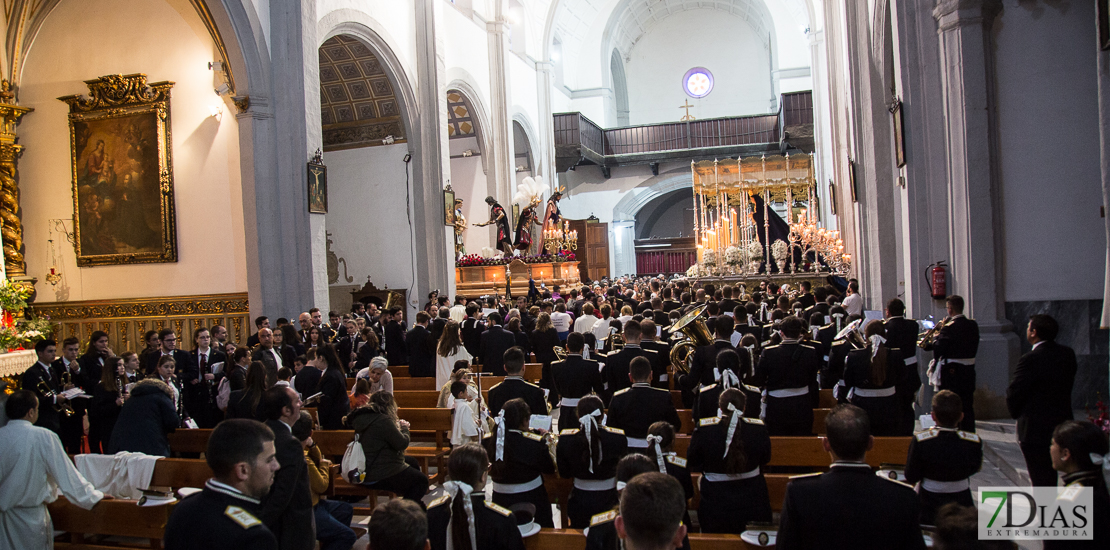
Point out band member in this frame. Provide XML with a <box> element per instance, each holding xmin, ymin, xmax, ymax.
<box><xmin>843</xmin><ymin>321</ymin><xmax>906</xmax><ymax>437</ymax></box>
<box><xmin>550</xmin><ymin>333</ymin><xmax>604</xmax><ymax>432</ymax></box>
<box><xmin>482</xmin><ymin>398</ymin><xmax>555</xmax><ymax>528</ymax></box>
<box><xmin>883</xmin><ymin>299</ymin><xmax>921</xmax><ymax>435</ymax></box>
<box><xmin>753</xmin><ymin>316</ymin><xmax>821</xmax><ymax>436</ymax></box>
<box><xmin>922</xmin><ymin>295</ymin><xmax>979</xmax><ymax>432</ymax></box>
<box><xmin>184</xmin><ymin>327</ymin><xmax>226</xmax><ymax>428</ymax></box>
<box><xmin>555</xmin><ymin>396</ymin><xmax>626</xmax><ymax>529</ymax></box>
<box><xmin>475</xmin><ymin>196</ymin><xmax>513</xmax><ymax>256</ymax></box>
<box><xmin>904</xmin><ymin>391</ymin><xmax>982</xmax><ymax>525</ymax></box>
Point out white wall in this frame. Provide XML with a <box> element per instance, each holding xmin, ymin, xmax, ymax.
<box><xmin>624</xmin><ymin>10</ymin><xmax>773</xmax><ymax>124</ymax></box>
<box><xmin>995</xmin><ymin>0</ymin><xmax>1105</xmax><ymax>302</ymax></box>
<box><xmin>18</xmin><ymin>0</ymin><xmax>247</xmax><ymax>302</ymax></box>
<box><xmin>324</xmin><ymin>143</ymin><xmax>416</xmax><ymax>303</ymax></box>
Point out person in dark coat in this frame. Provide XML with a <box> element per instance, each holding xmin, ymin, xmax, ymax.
<box><xmin>1006</xmin><ymin>314</ymin><xmax>1078</xmax><ymax>488</ymax></box>
<box><xmin>555</xmin><ymin>396</ymin><xmax>627</xmax><ymax>529</ymax></box>
<box><xmin>346</xmin><ymin>392</ymin><xmax>428</xmax><ymax>502</ymax></box>
<box><xmin>921</xmin><ymin>295</ymin><xmax>979</xmax><ymax>432</ymax></box>
<box><xmin>482</xmin><ymin>398</ymin><xmax>556</xmax><ymax>528</ymax></box>
<box><xmin>884</xmin><ymin>299</ymin><xmax>923</xmax><ymax>435</ymax></box>
<box><xmin>23</xmin><ymin>340</ymin><xmax>64</xmax><ymax>438</ymax></box>
<box><xmin>606</xmin><ymin>357</ymin><xmax>680</xmax><ymax>451</ymax></box>
<box><xmin>1046</xmin><ymin>421</ymin><xmax>1110</xmax><ymax>549</ymax></box>
<box><xmin>843</xmin><ymin>321</ymin><xmax>906</xmax><ymax>437</ymax></box>
<box><xmin>777</xmin><ymin>404</ymin><xmax>926</xmax><ymax>550</ymax></box>
<box><xmin>226</xmin><ymin>361</ymin><xmax>268</xmax><ymax>422</ymax></box>
<box><xmin>753</xmin><ymin>316</ymin><xmax>822</xmax><ymax>436</ymax></box>
<box><xmin>258</xmin><ymin>386</ymin><xmax>315</xmax><ymax>550</ymax></box>
<box><xmin>550</xmin><ymin>333</ymin><xmax>605</xmax><ymax>432</ymax></box>
<box><xmin>108</xmin><ymin>378</ymin><xmax>180</xmax><ymax>457</ymax></box>
<box><xmin>487</xmin><ymin>347</ymin><xmax>548</xmax><ymax>418</ymax></box>
<box><xmin>310</xmin><ymin>345</ymin><xmax>350</xmax><ymax>431</ymax></box>
<box><xmin>163</xmin><ymin>419</ymin><xmax>279</xmax><ymax>550</ymax></box>
<box><xmin>600</xmin><ymin>320</ymin><xmax>660</xmax><ymax>404</ymax></box>
<box><xmin>384</xmin><ymin>307</ymin><xmax>409</xmax><ymax>366</ymax></box>
<box><xmin>479</xmin><ymin>313</ymin><xmax>516</xmax><ymax>376</ymax></box>
<box><xmin>687</xmin><ymin>389</ymin><xmax>772</xmax><ymax>534</ymax></box>
<box><xmin>405</xmin><ymin>311</ymin><xmax>435</xmax><ymax>377</ymax></box>
<box><xmin>89</xmin><ymin>356</ymin><xmax>126</xmax><ymax>454</ymax></box>
<box><xmin>506</xmin><ymin>317</ymin><xmax>531</xmax><ymax>358</ymax></box>
<box><xmin>530</xmin><ymin>312</ymin><xmax>561</xmax><ymax>405</ymax></box>
<box><xmin>461</xmin><ymin>305</ymin><xmax>485</xmax><ymax>359</ymax></box>
<box><xmin>678</xmin><ymin>315</ymin><xmax>736</xmax><ymax>392</ymax></box>
<box><xmin>426</xmin><ymin>443</ymin><xmax>526</xmax><ymax>550</ymax></box>
<box><xmin>904</xmin><ymin>391</ymin><xmax>982</xmax><ymax>525</ymax></box>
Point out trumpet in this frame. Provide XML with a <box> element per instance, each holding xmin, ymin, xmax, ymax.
<box><xmin>917</xmin><ymin>317</ymin><xmax>946</xmax><ymax>350</ymax></box>
<box><xmin>38</xmin><ymin>380</ymin><xmax>76</xmax><ymax>417</ymax></box>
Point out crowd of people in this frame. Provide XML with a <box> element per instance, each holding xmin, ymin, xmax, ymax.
<box><xmin>1</xmin><ymin>275</ymin><xmax>1107</xmax><ymax>550</ymax></box>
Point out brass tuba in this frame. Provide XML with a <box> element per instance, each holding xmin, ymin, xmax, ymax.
<box><xmin>834</xmin><ymin>319</ymin><xmax>867</xmax><ymax>350</ymax></box>
<box><xmin>604</xmin><ymin>327</ymin><xmax>625</xmax><ymax>353</ymax></box>
<box><xmin>552</xmin><ymin>346</ymin><xmax>567</xmax><ymax>360</ymax></box>
<box><xmin>666</xmin><ymin>304</ymin><xmax>713</xmax><ymax>375</ymax></box>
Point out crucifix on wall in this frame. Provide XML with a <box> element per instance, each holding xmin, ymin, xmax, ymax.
<box><xmin>679</xmin><ymin>99</ymin><xmax>696</xmax><ymax>121</ymax></box>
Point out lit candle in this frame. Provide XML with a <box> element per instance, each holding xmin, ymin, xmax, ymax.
<box><xmin>697</xmin><ymin>244</ymin><xmax>704</xmax><ymax>264</ymax></box>
<box><xmin>707</xmin><ymin>230</ymin><xmax>718</xmax><ymax>251</ymax></box>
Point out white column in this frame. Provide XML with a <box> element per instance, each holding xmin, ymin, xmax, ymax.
<box><xmin>536</xmin><ymin>61</ymin><xmax>557</xmax><ymax>184</ymax></box>
<box><xmin>610</xmin><ymin>220</ymin><xmax>636</xmax><ymax>278</ymax></box>
<box><xmin>933</xmin><ymin>0</ymin><xmax>1018</xmax><ymax>413</ymax></box>
<box><xmin>1096</xmin><ymin>10</ymin><xmax>1110</xmax><ymax>328</ymax></box>
<box><xmin>487</xmin><ymin>1</ymin><xmax>515</xmax><ymax>202</ymax></box>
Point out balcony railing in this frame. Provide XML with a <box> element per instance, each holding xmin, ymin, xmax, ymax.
<box><xmin>554</xmin><ymin>91</ymin><xmax>811</xmax><ymax>163</ymax></box>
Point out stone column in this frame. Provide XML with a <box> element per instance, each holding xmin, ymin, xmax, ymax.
<box><xmin>415</xmin><ymin>0</ymin><xmax>453</xmax><ymax>302</ymax></box>
<box><xmin>487</xmin><ymin>0</ymin><xmax>515</xmax><ymax>203</ymax></box>
<box><xmin>0</xmin><ymin>101</ymin><xmax>35</xmax><ymax>297</ymax></box>
<box><xmin>933</xmin><ymin>0</ymin><xmax>1018</xmax><ymax>416</ymax></box>
<box><xmin>536</xmin><ymin>61</ymin><xmax>557</xmax><ymax>184</ymax></box>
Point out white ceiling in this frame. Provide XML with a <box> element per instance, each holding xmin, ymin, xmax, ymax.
<box><xmin>608</xmin><ymin>0</ymin><xmax>776</xmax><ymax>60</ymax></box>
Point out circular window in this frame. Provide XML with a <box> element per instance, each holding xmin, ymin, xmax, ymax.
<box><xmin>683</xmin><ymin>67</ymin><xmax>714</xmax><ymax>98</ymax></box>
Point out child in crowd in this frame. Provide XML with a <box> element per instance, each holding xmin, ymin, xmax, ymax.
<box><xmin>349</xmin><ymin>378</ymin><xmax>371</xmax><ymax>409</ymax></box>
<box><xmin>450</xmin><ymin>380</ymin><xmax>481</xmax><ymax>446</ymax></box>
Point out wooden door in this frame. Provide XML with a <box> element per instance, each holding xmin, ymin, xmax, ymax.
<box><xmin>586</xmin><ymin>221</ymin><xmax>609</xmax><ymax>281</ymax></box>
<box><xmin>567</xmin><ymin>219</ymin><xmax>590</xmax><ymax>280</ymax></box>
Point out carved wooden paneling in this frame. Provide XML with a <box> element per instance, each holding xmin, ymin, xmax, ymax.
<box><xmin>30</xmin><ymin>293</ymin><xmax>249</xmax><ymax>355</ymax></box>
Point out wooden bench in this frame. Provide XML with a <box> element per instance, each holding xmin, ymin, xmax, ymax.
<box><xmin>50</xmin><ymin>497</ymin><xmax>173</xmax><ymax>550</ymax></box>
<box><xmin>669</xmin><ymin>435</ymin><xmax>911</xmax><ymax>468</ymax></box>
<box><xmin>818</xmin><ymin>388</ymin><xmax>836</xmax><ymax>408</ymax></box>
<box><xmin>523</xmin><ymin>528</ymin><xmax>751</xmax><ymax>550</ymax></box>
<box><xmin>392</xmin><ymin>390</ymin><xmax>490</xmax><ymax>409</ymax></box>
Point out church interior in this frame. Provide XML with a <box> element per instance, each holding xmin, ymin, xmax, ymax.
<box><xmin>0</xmin><ymin>0</ymin><xmax>1109</xmax><ymax>548</ymax></box>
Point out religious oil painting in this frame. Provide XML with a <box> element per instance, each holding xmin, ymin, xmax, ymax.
<box><xmin>60</xmin><ymin>74</ymin><xmax>177</xmax><ymax>266</ymax></box>
<box><xmin>308</xmin><ymin>161</ymin><xmax>328</xmax><ymax>214</ymax></box>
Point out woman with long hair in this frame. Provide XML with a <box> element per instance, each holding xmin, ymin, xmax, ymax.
<box><xmin>279</xmin><ymin>324</ymin><xmax>304</xmax><ymax>360</ymax></box>
<box><xmin>427</xmin><ymin>444</ymin><xmax>525</xmax><ymax>550</ymax></box>
<box><xmin>483</xmin><ymin>398</ymin><xmax>555</xmax><ymax>528</ymax></box>
<box><xmin>687</xmin><ymin>388</ymin><xmax>772</xmax><ymax>534</ymax></box>
<box><xmin>312</xmin><ymin>344</ymin><xmax>351</xmax><ymax>430</ymax></box>
<box><xmin>346</xmin><ymin>391</ymin><xmax>429</xmax><ymax>502</ymax></box>
<box><xmin>306</xmin><ymin>326</ymin><xmax>322</xmax><ymax>350</ymax></box>
<box><xmin>138</xmin><ymin>330</ymin><xmax>160</xmax><ymax>375</ymax></box>
<box><xmin>693</xmin><ymin>349</ymin><xmax>760</xmax><ymax>423</ymax></box>
<box><xmin>554</xmin><ymin>395</ymin><xmax>627</xmax><ymax>528</ymax></box>
<box><xmin>843</xmin><ymin>320</ymin><xmax>905</xmax><ymax>436</ymax></box>
<box><xmin>120</xmin><ymin>351</ymin><xmax>143</xmax><ymax>384</ymax></box>
<box><xmin>505</xmin><ymin>317</ymin><xmax>530</xmax><ymax>357</ymax></box>
<box><xmin>225</xmin><ymin>361</ymin><xmax>267</xmax><ymax>421</ymax></box>
<box><xmin>89</xmin><ymin>356</ymin><xmax>126</xmax><ymax>453</ymax></box>
<box><xmin>1048</xmin><ymin>420</ymin><xmax>1110</xmax><ymax>547</ymax></box>
<box><xmin>530</xmin><ymin>312</ymin><xmax>560</xmax><ymax>405</ymax></box>
<box><xmin>436</xmin><ymin>321</ymin><xmax>472</xmax><ymax>390</ymax></box>
<box><xmin>151</xmin><ymin>354</ymin><xmax>187</xmax><ymax>426</ymax></box>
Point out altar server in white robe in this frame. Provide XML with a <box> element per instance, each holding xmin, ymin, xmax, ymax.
<box><xmin>0</xmin><ymin>390</ymin><xmax>105</xmax><ymax>549</ymax></box>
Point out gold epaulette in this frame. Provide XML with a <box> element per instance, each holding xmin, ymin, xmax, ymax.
<box><xmin>763</xmin><ymin>343</ymin><xmax>779</xmax><ymax>350</ymax></box>
<box><xmin>743</xmin><ymin>384</ymin><xmax>761</xmax><ymax>393</ymax></box>
<box><xmin>485</xmin><ymin>501</ymin><xmax>512</xmax><ymax>516</ymax></box>
<box><xmin>427</xmin><ymin>495</ymin><xmax>450</xmax><ymax>509</ymax></box>
<box><xmin>521</xmin><ymin>431</ymin><xmax>544</xmax><ymax>441</ymax></box>
<box><xmin>613</xmin><ymin>387</ymin><xmax>630</xmax><ymax>396</ymax></box>
<box><xmin>789</xmin><ymin>472</ymin><xmax>822</xmax><ymax>480</ymax></box>
<box><xmin>957</xmin><ymin>430</ymin><xmax>981</xmax><ymax>443</ymax></box>
<box><xmin>482</xmin><ymin>432</ymin><xmax>493</xmax><ymax>439</ymax></box>
<box><xmin>914</xmin><ymin>428</ymin><xmax>939</xmax><ymax>442</ymax></box>
<box><xmin>224</xmin><ymin>506</ymin><xmax>262</xmax><ymax>529</ymax></box>
<box><xmin>699</xmin><ymin>417</ymin><xmax>721</xmax><ymax>427</ymax></box>
<box><xmin>665</xmin><ymin>455</ymin><xmax>687</xmax><ymax>468</ymax></box>
<box><xmin>590</xmin><ymin>510</ymin><xmax>617</xmax><ymax>526</ymax></box>
<box><xmin>560</xmin><ymin>428</ymin><xmax>580</xmax><ymax>436</ymax></box>
<box><xmin>698</xmin><ymin>383</ymin><xmax>718</xmax><ymax>393</ymax></box>
<box><xmin>602</xmin><ymin>426</ymin><xmax>625</xmax><ymax>435</ymax></box>
<box><xmin>743</xmin><ymin>417</ymin><xmax>764</xmax><ymax>425</ymax></box>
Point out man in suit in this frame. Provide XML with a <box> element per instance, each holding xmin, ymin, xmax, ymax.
<box><xmin>478</xmin><ymin>313</ymin><xmax>515</xmax><ymax>376</ymax></box>
<box><xmin>22</xmin><ymin>339</ymin><xmax>65</xmax><ymax>435</ymax></box>
<box><xmin>382</xmin><ymin>307</ymin><xmax>407</xmax><ymax>366</ymax></box>
<box><xmin>309</xmin><ymin>308</ymin><xmax>335</xmax><ymax>343</ymax></box>
<box><xmin>777</xmin><ymin>404</ymin><xmax>926</xmax><ymax>550</ymax></box>
<box><xmin>210</xmin><ymin>324</ymin><xmax>229</xmax><ymax>354</ymax></box>
<box><xmin>551</xmin><ymin>332</ymin><xmax>605</xmax><ymax>431</ymax></box>
<box><xmin>51</xmin><ymin>337</ymin><xmax>88</xmax><ymax>454</ymax></box>
<box><xmin>718</xmin><ymin>285</ymin><xmax>738</xmax><ymax>318</ymax></box>
<box><xmin>429</xmin><ymin>307</ymin><xmax>450</xmax><ymax>344</ymax></box>
<box><xmin>884</xmin><ymin>298</ymin><xmax>922</xmax><ymax>436</ymax></box>
<box><xmin>606</xmin><ymin>357</ymin><xmax>681</xmax><ymax>450</ymax></box>
<box><xmin>146</xmin><ymin>328</ymin><xmax>192</xmax><ymax>378</ymax></box>
<box><xmin>251</xmin><ymin>328</ymin><xmax>283</xmax><ymax>387</ymax></box>
<box><xmin>922</xmin><ymin>295</ymin><xmax>980</xmax><ymax>431</ymax></box>
<box><xmin>601</xmin><ymin>320</ymin><xmax>660</xmax><ymax>403</ymax></box>
<box><xmin>183</xmin><ymin>327</ymin><xmax>227</xmax><ymax>428</ymax></box>
<box><xmin>247</xmin><ymin>316</ymin><xmax>269</xmax><ymax>348</ymax></box>
<box><xmin>487</xmin><ymin>347</ymin><xmax>548</xmax><ymax>418</ymax></box>
<box><xmin>1006</xmin><ymin>314</ymin><xmax>1077</xmax><ymax>487</ymax></box>
<box><xmin>258</xmin><ymin>387</ymin><xmax>314</xmax><ymax>550</ymax></box>
<box><xmin>405</xmin><ymin>311</ymin><xmax>435</xmax><ymax>377</ymax></box>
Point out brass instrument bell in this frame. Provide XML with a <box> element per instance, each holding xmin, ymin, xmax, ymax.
<box><xmin>37</xmin><ymin>380</ymin><xmax>76</xmax><ymax>417</ymax></box>
<box><xmin>665</xmin><ymin>304</ymin><xmax>713</xmax><ymax>375</ymax></box>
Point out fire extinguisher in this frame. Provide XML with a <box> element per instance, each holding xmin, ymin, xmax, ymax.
<box><xmin>925</xmin><ymin>261</ymin><xmax>947</xmax><ymax>300</ymax></box>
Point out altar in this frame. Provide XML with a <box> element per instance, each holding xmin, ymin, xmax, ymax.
<box><xmin>455</xmin><ymin>259</ymin><xmax>581</xmax><ymax>298</ymax></box>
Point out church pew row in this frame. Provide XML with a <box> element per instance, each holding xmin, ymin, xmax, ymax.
<box><xmin>368</xmin><ymin>363</ymin><xmax>544</xmax><ymax>381</ymax></box>
<box><xmin>49</xmin><ymin>497</ymin><xmax>172</xmax><ymax>550</ymax></box>
<box><xmin>524</xmin><ymin>530</ymin><xmax>751</xmax><ymax>550</ymax></box>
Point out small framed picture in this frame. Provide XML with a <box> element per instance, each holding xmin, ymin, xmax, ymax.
<box><xmin>443</xmin><ymin>187</ymin><xmax>456</xmax><ymax>225</ymax></box>
<box><xmin>308</xmin><ymin>159</ymin><xmax>328</xmax><ymax>214</ymax></box>
<box><xmin>891</xmin><ymin>98</ymin><xmax>906</xmax><ymax>168</ymax></box>
<box><xmin>848</xmin><ymin>157</ymin><xmax>858</xmax><ymax>203</ymax></box>
<box><xmin>828</xmin><ymin>182</ymin><xmax>837</xmax><ymax>216</ymax></box>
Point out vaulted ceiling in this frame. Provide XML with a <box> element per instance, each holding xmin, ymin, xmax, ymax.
<box><xmin>319</xmin><ymin>35</ymin><xmax>405</xmax><ymax>150</ymax></box>
<box><xmin>446</xmin><ymin>91</ymin><xmax>476</xmax><ymax>140</ymax></box>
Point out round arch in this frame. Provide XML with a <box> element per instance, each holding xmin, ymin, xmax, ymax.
<box><xmin>511</xmin><ymin>112</ymin><xmax>540</xmax><ymax>177</ymax></box>
<box><xmin>612</xmin><ymin>171</ymin><xmax>693</xmax><ymax>221</ymax></box>
<box><xmin>446</xmin><ymin>77</ymin><xmax>494</xmax><ymax>176</ymax></box>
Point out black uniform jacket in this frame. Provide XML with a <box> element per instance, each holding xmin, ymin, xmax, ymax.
<box><xmin>1006</xmin><ymin>340</ymin><xmax>1078</xmax><ymax>445</ymax></box>
<box><xmin>600</xmin><ymin>345</ymin><xmax>659</xmax><ymax>402</ymax></box>
<box><xmin>488</xmin><ymin>377</ymin><xmax>549</xmax><ymax>418</ymax></box>
<box><xmin>904</xmin><ymin>427</ymin><xmax>983</xmax><ymax>486</ymax></box>
<box><xmin>687</xmin><ymin>416</ymin><xmax>771</xmax><ymax>475</ymax></box>
<box><xmin>556</xmin><ymin>425</ymin><xmax>627</xmax><ymax>480</ymax></box>
<box><xmin>164</xmin><ymin>481</ymin><xmax>277</xmax><ymax>550</ymax></box>
<box><xmin>426</xmin><ymin>493</ymin><xmax>525</xmax><ymax>550</ymax></box>
<box><xmin>606</xmin><ymin>383</ymin><xmax>681</xmax><ymax>439</ymax></box>
<box><xmin>551</xmin><ymin>356</ymin><xmax>604</xmax><ymax>400</ymax></box>
<box><xmin>483</xmin><ymin>428</ymin><xmax>555</xmax><ymax>484</ymax></box>
<box><xmin>777</xmin><ymin>463</ymin><xmax>926</xmax><ymax>550</ymax></box>
<box><xmin>259</xmin><ymin>419</ymin><xmax>315</xmax><ymax>550</ymax></box>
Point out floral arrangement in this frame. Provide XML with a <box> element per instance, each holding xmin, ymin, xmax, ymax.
<box><xmin>456</xmin><ymin>254</ymin><xmax>508</xmax><ymax>267</ymax></box>
<box><xmin>1087</xmin><ymin>398</ymin><xmax>1109</xmax><ymax>434</ymax></box>
<box><xmin>555</xmin><ymin>250</ymin><xmax>576</xmax><ymax>262</ymax></box>
<box><xmin>685</xmin><ymin>263</ymin><xmax>704</xmax><ymax>278</ymax></box>
<box><xmin>747</xmin><ymin>241</ymin><xmax>764</xmax><ymax>261</ymax></box>
<box><xmin>724</xmin><ymin>245</ymin><xmax>741</xmax><ymax>266</ymax></box>
<box><xmin>0</xmin><ymin>280</ymin><xmax>55</xmax><ymax>352</ymax></box>
<box><xmin>703</xmin><ymin>249</ymin><xmax>717</xmax><ymax>267</ymax></box>
<box><xmin>456</xmin><ymin>251</ymin><xmax>576</xmax><ymax>267</ymax></box>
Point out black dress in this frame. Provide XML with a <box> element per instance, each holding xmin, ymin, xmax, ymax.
<box><xmin>530</xmin><ymin>327</ymin><xmax>560</xmax><ymax>403</ymax></box>
<box><xmin>482</xmin><ymin>427</ymin><xmax>556</xmax><ymax>528</ymax></box>
<box><xmin>89</xmin><ymin>382</ymin><xmax>123</xmax><ymax>453</ymax></box>
<box><xmin>316</xmin><ymin>367</ymin><xmax>351</xmax><ymax>430</ymax></box>
<box><xmin>687</xmin><ymin>415</ymin><xmax>773</xmax><ymax>534</ymax></box>
<box><xmin>426</xmin><ymin>493</ymin><xmax>526</xmax><ymax>550</ymax></box>
<box><xmin>556</xmin><ymin>425</ymin><xmax>627</xmax><ymax>528</ymax></box>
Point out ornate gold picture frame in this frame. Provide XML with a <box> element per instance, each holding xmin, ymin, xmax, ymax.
<box><xmin>59</xmin><ymin>74</ymin><xmax>177</xmax><ymax>266</ymax></box>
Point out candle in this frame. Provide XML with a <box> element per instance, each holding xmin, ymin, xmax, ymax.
<box><xmin>706</xmin><ymin>230</ymin><xmax>717</xmax><ymax>251</ymax></box>
<box><xmin>697</xmin><ymin>244</ymin><xmax>704</xmax><ymax>264</ymax></box>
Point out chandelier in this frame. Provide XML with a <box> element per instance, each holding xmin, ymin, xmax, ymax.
<box><xmin>543</xmin><ymin>220</ymin><xmax>578</xmax><ymax>253</ymax></box>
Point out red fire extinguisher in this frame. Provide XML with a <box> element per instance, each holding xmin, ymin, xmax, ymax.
<box><xmin>925</xmin><ymin>261</ymin><xmax>947</xmax><ymax>300</ymax></box>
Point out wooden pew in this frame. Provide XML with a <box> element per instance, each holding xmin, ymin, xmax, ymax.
<box><xmin>677</xmin><ymin>409</ymin><xmax>693</xmax><ymax>434</ymax></box>
<box><xmin>812</xmin><ymin>408</ymin><xmax>830</xmax><ymax>434</ymax></box>
<box><xmin>523</xmin><ymin>529</ymin><xmax>751</xmax><ymax>550</ymax></box>
<box><xmin>50</xmin><ymin>497</ymin><xmax>173</xmax><ymax>550</ymax></box>
<box><xmin>818</xmin><ymin>388</ymin><xmax>837</xmax><ymax>408</ymax></box>
<box><xmin>670</xmin><ymin>435</ymin><xmax>911</xmax><ymax>469</ymax></box>
<box><xmin>392</xmin><ymin>389</ymin><xmax>490</xmax><ymax>409</ymax></box>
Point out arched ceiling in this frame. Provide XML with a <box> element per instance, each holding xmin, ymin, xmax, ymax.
<box><xmin>319</xmin><ymin>35</ymin><xmax>404</xmax><ymax>151</ymax></box>
<box><xmin>607</xmin><ymin>0</ymin><xmax>776</xmax><ymax>60</ymax></box>
<box><xmin>446</xmin><ymin>90</ymin><xmax>476</xmax><ymax>139</ymax></box>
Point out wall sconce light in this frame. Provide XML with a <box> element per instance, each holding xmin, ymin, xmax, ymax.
<box><xmin>208</xmin><ymin>61</ymin><xmax>225</xmax><ymax>72</ymax></box>
<box><xmin>214</xmin><ymin>83</ymin><xmax>231</xmax><ymax>96</ymax></box>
